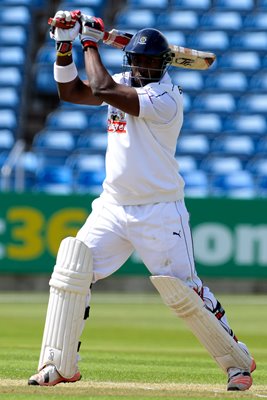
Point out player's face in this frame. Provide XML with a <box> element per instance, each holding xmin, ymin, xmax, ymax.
<box><xmin>128</xmin><ymin>54</ymin><xmax>164</xmax><ymax>87</ymax></box>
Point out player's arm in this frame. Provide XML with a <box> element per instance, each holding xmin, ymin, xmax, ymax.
<box><xmin>80</xmin><ymin>15</ymin><xmax>140</xmax><ymax>116</ymax></box>
<box><xmin>56</xmin><ymin>53</ymin><xmax>102</xmax><ymax>106</ymax></box>
<box><xmin>49</xmin><ymin>10</ymin><xmax>102</xmax><ymax>106</ymax></box>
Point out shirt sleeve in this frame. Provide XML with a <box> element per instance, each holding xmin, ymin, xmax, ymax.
<box><xmin>137</xmin><ymin>85</ymin><xmax>179</xmax><ymax>123</ymax></box>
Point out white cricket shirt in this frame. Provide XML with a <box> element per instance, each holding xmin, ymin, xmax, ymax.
<box><xmin>101</xmin><ymin>72</ymin><xmax>185</xmax><ymax>206</ymax></box>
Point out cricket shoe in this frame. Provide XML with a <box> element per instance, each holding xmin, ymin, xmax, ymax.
<box><xmin>227</xmin><ymin>341</ymin><xmax>256</xmax><ymax>391</ymax></box>
<box><xmin>227</xmin><ymin>368</ymin><xmax>252</xmax><ymax>391</ymax></box>
<box><xmin>28</xmin><ymin>365</ymin><xmax>81</xmax><ymax>386</ymax></box>
<box><xmin>227</xmin><ymin>356</ymin><xmax>256</xmax><ymax>391</ymax></box>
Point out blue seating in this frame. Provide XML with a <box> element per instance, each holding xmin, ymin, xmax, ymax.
<box><xmin>200</xmin><ymin>11</ymin><xmax>243</xmax><ymax>31</ymax></box>
<box><xmin>35</xmin><ymin>45</ymin><xmax>56</xmax><ymax>65</ymax></box>
<box><xmin>32</xmin><ymin>130</ymin><xmax>76</xmax><ymax>152</ymax></box>
<box><xmin>188</xmin><ymin>31</ymin><xmax>229</xmax><ymax>52</ymax></box>
<box><xmin>213</xmin><ymin>0</ymin><xmax>254</xmax><ymax>11</ymax></box>
<box><xmin>0</xmin><ymin>88</ymin><xmax>20</xmax><ymax>110</ymax></box>
<box><xmin>0</xmin><ymin>67</ymin><xmax>22</xmax><ymax>88</ymax></box>
<box><xmin>230</xmin><ymin>32</ymin><xmax>267</xmax><ymax>52</ymax></box>
<box><xmin>74</xmin><ymin>169</ymin><xmax>105</xmax><ymax>194</ymax></box>
<box><xmin>211</xmin><ymin>171</ymin><xmax>256</xmax><ymax>198</ymax></box>
<box><xmin>59</xmin><ymin>0</ymin><xmax>104</xmax><ymax>5</ymax></box>
<box><xmin>182</xmin><ymin>113</ymin><xmax>222</xmax><ymax>135</ymax></box>
<box><xmin>257</xmin><ymin>176</ymin><xmax>267</xmax><ymax>197</ymax></box>
<box><xmin>210</xmin><ymin>135</ymin><xmax>255</xmax><ymax>159</ymax></box>
<box><xmin>205</xmin><ymin>72</ymin><xmax>248</xmax><ymax>93</ymax></box>
<box><xmin>116</xmin><ymin>9</ymin><xmax>157</xmax><ymax>29</ymax></box>
<box><xmin>57</xmin><ymin>4</ymin><xmax>96</xmax><ymax>18</ymax></box>
<box><xmin>182</xmin><ymin>93</ymin><xmax>191</xmax><ymax>113</ymax></box>
<box><xmin>46</xmin><ymin>110</ymin><xmax>89</xmax><ymax>131</ymax></box>
<box><xmin>243</xmin><ymin>12</ymin><xmax>267</xmax><ymax>30</ymax></box>
<box><xmin>176</xmin><ymin>134</ymin><xmax>210</xmax><ymax>159</ymax></box>
<box><xmin>32</xmin><ymin>130</ymin><xmax>77</xmax><ymax>166</ymax></box>
<box><xmin>0</xmin><ymin>26</ymin><xmax>27</xmax><ymax>47</ymax></box>
<box><xmin>0</xmin><ymin>151</ymin><xmax>9</xmax><ymax>168</ymax></box>
<box><xmin>76</xmin><ymin>133</ymin><xmax>108</xmax><ymax>153</ymax></box>
<box><xmin>183</xmin><ymin>171</ymin><xmax>209</xmax><ymax>198</ymax></box>
<box><xmin>0</xmin><ymin>129</ymin><xmax>14</xmax><ymax>151</ymax></box>
<box><xmin>15</xmin><ymin>151</ymin><xmax>39</xmax><ymax>190</ymax></box>
<box><xmin>171</xmin><ymin>0</ymin><xmax>211</xmax><ymax>10</ymax></box>
<box><xmin>218</xmin><ymin>51</ymin><xmax>261</xmax><ymax>71</ymax></box>
<box><xmin>127</xmin><ymin>0</ymin><xmax>169</xmax><ymax>10</ymax></box>
<box><xmin>58</xmin><ymin>0</ymin><xmax>106</xmax><ymax>15</ymax></box>
<box><xmin>88</xmin><ymin>110</ymin><xmax>108</xmax><ymax>132</ymax></box>
<box><xmin>99</xmin><ymin>48</ymin><xmax>123</xmax><ymax>71</ymax></box>
<box><xmin>36</xmin><ymin>44</ymin><xmax>81</xmax><ymax>69</ymax></box>
<box><xmin>237</xmin><ymin>94</ymin><xmax>267</xmax><ymax>114</ymax></box>
<box><xmin>35</xmin><ymin>64</ymin><xmax>57</xmax><ymax>95</ymax></box>
<box><xmin>0</xmin><ymin>109</ymin><xmax>17</xmax><ymax>130</ymax></box>
<box><xmin>158</xmin><ymin>11</ymin><xmax>199</xmax><ymax>31</ymax></box>
<box><xmin>256</xmin><ymin>138</ymin><xmax>267</xmax><ymax>155</ymax></box>
<box><xmin>172</xmin><ymin>71</ymin><xmax>204</xmax><ymax>92</ymax></box>
<box><xmin>201</xmin><ymin>156</ymin><xmax>243</xmax><ymax>176</ymax></box>
<box><xmin>1</xmin><ymin>0</ymin><xmax>45</xmax><ymax>7</ymax></box>
<box><xmin>246</xmin><ymin>158</ymin><xmax>267</xmax><ymax>176</ymax></box>
<box><xmin>192</xmin><ymin>93</ymin><xmax>236</xmax><ymax>113</ymax></box>
<box><xmin>176</xmin><ymin>155</ymin><xmax>198</xmax><ymax>174</ymax></box>
<box><xmin>161</xmin><ymin>31</ymin><xmax>185</xmax><ymax>47</ymax></box>
<box><xmin>67</xmin><ymin>153</ymin><xmax>105</xmax><ymax>172</ymax></box>
<box><xmin>1</xmin><ymin>0</ymin><xmax>33</xmax><ymax>5</ymax></box>
<box><xmin>258</xmin><ymin>0</ymin><xmax>267</xmax><ymax>9</ymax></box>
<box><xmin>35</xmin><ymin>165</ymin><xmax>73</xmax><ymax>194</ymax></box>
<box><xmin>249</xmin><ymin>72</ymin><xmax>267</xmax><ymax>92</ymax></box>
<box><xmin>72</xmin><ymin>153</ymin><xmax>106</xmax><ymax>194</ymax></box>
<box><xmin>0</xmin><ymin>6</ymin><xmax>31</xmax><ymax>25</ymax></box>
<box><xmin>223</xmin><ymin>115</ymin><xmax>266</xmax><ymax>137</ymax></box>
<box><xmin>0</xmin><ymin>46</ymin><xmax>25</xmax><ymax>67</ymax></box>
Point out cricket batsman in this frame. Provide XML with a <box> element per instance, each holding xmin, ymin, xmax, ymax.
<box><xmin>28</xmin><ymin>10</ymin><xmax>256</xmax><ymax>390</ymax></box>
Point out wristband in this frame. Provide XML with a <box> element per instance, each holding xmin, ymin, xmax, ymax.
<box><xmin>82</xmin><ymin>40</ymin><xmax>98</xmax><ymax>51</ymax></box>
<box><xmin>56</xmin><ymin>50</ymin><xmax>72</xmax><ymax>57</ymax></box>
<box><xmin>54</xmin><ymin>62</ymin><xmax>78</xmax><ymax>83</ymax></box>
<box><xmin>56</xmin><ymin>41</ymin><xmax>73</xmax><ymax>54</ymax></box>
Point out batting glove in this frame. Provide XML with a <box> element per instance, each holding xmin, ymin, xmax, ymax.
<box><xmin>49</xmin><ymin>10</ymin><xmax>81</xmax><ymax>56</ymax></box>
<box><xmin>80</xmin><ymin>15</ymin><xmax>105</xmax><ymax>50</ymax></box>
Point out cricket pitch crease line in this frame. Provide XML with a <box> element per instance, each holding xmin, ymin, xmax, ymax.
<box><xmin>1</xmin><ymin>379</ymin><xmax>267</xmax><ymax>395</ymax></box>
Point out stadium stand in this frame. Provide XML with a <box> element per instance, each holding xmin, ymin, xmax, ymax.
<box><xmin>1</xmin><ymin>0</ymin><xmax>267</xmax><ymax>197</ymax></box>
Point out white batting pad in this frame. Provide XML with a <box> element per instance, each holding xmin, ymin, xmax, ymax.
<box><xmin>150</xmin><ymin>275</ymin><xmax>251</xmax><ymax>373</ymax></box>
<box><xmin>38</xmin><ymin>237</ymin><xmax>93</xmax><ymax>378</ymax></box>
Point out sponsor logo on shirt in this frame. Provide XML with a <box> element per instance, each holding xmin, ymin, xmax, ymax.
<box><xmin>108</xmin><ymin>108</ymin><xmax>126</xmax><ymax>134</ymax></box>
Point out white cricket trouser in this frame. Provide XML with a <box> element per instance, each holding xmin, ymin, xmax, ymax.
<box><xmin>76</xmin><ymin>197</ymin><xmax>236</xmax><ymax>339</ymax></box>
<box><xmin>77</xmin><ymin>198</ymin><xmax>202</xmax><ymax>287</ymax></box>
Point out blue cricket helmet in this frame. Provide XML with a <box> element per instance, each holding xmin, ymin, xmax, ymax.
<box><xmin>124</xmin><ymin>28</ymin><xmax>171</xmax><ymax>57</ymax></box>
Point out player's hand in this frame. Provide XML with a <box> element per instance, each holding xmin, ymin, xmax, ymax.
<box><xmin>48</xmin><ymin>10</ymin><xmax>81</xmax><ymax>29</ymax></box>
<box><xmin>80</xmin><ymin>15</ymin><xmax>105</xmax><ymax>43</ymax></box>
<box><xmin>49</xmin><ymin>10</ymin><xmax>81</xmax><ymax>42</ymax></box>
<box><xmin>50</xmin><ymin>21</ymin><xmax>81</xmax><ymax>42</ymax></box>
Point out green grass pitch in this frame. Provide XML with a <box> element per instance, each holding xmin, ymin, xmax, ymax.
<box><xmin>0</xmin><ymin>291</ymin><xmax>266</xmax><ymax>400</ymax></box>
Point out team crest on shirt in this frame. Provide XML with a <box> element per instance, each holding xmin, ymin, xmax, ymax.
<box><xmin>108</xmin><ymin>107</ymin><xmax>126</xmax><ymax>134</ymax></box>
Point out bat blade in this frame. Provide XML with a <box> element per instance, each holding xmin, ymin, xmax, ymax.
<box><xmin>169</xmin><ymin>44</ymin><xmax>216</xmax><ymax>70</ymax></box>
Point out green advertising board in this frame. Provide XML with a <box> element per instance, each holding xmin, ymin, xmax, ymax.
<box><xmin>0</xmin><ymin>192</ymin><xmax>267</xmax><ymax>278</ymax></box>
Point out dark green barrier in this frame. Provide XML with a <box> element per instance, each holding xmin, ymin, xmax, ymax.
<box><xmin>0</xmin><ymin>193</ymin><xmax>267</xmax><ymax>277</ymax></box>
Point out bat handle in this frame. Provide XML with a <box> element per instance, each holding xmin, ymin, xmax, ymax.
<box><xmin>103</xmin><ymin>29</ymin><xmax>133</xmax><ymax>49</ymax></box>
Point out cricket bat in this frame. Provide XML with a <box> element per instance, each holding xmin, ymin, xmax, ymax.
<box><xmin>48</xmin><ymin>17</ymin><xmax>216</xmax><ymax>70</ymax></box>
<box><xmin>103</xmin><ymin>29</ymin><xmax>216</xmax><ymax>70</ymax></box>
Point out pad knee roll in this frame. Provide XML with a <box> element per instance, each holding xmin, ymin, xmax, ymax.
<box><xmin>150</xmin><ymin>275</ymin><xmax>252</xmax><ymax>373</ymax></box>
<box><xmin>38</xmin><ymin>237</ymin><xmax>93</xmax><ymax>378</ymax></box>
